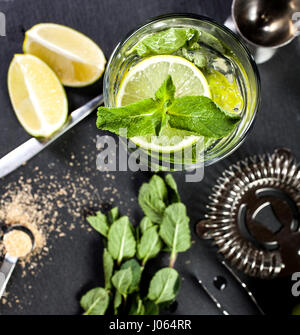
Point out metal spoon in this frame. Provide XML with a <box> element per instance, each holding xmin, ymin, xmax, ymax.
<box><xmin>0</xmin><ymin>225</ymin><xmax>35</xmax><ymax>298</ymax></box>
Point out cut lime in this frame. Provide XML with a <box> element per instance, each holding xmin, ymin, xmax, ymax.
<box><xmin>8</xmin><ymin>54</ymin><xmax>68</xmax><ymax>137</ymax></box>
<box><xmin>23</xmin><ymin>23</ymin><xmax>106</xmax><ymax>87</ymax></box>
<box><xmin>115</xmin><ymin>55</ymin><xmax>211</xmax><ymax>152</ymax></box>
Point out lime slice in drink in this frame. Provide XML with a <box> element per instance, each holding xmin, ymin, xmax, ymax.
<box><xmin>116</xmin><ymin>55</ymin><xmax>211</xmax><ymax>152</ymax></box>
<box><xmin>206</xmin><ymin>70</ymin><xmax>243</xmax><ymax>114</ymax></box>
<box><xmin>7</xmin><ymin>54</ymin><xmax>68</xmax><ymax>137</ymax></box>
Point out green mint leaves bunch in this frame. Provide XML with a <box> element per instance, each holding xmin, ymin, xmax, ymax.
<box><xmin>80</xmin><ymin>174</ymin><xmax>191</xmax><ymax>315</ymax></box>
<box><xmin>97</xmin><ymin>75</ymin><xmax>241</xmax><ymax>140</ymax></box>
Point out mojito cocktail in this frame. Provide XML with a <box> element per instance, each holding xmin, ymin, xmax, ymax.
<box><xmin>99</xmin><ymin>14</ymin><xmax>261</xmax><ymax>170</ymax></box>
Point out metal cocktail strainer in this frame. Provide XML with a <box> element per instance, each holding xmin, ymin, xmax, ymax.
<box><xmin>197</xmin><ymin>149</ymin><xmax>300</xmax><ymax>279</ymax></box>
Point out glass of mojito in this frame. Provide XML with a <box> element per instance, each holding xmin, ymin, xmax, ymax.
<box><xmin>99</xmin><ymin>14</ymin><xmax>261</xmax><ymax>170</ymax></box>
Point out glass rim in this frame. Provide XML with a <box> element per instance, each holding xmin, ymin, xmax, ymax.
<box><xmin>104</xmin><ymin>13</ymin><xmax>261</xmax><ymax>167</ymax></box>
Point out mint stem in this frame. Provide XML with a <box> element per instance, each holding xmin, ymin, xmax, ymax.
<box><xmin>142</xmin><ymin>257</ymin><xmax>148</xmax><ymax>268</ymax></box>
<box><xmin>169</xmin><ymin>252</ymin><xmax>177</xmax><ymax>268</ymax></box>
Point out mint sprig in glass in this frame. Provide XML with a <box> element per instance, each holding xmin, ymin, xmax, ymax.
<box><xmin>98</xmin><ymin>75</ymin><xmax>241</xmax><ymax>138</ymax></box>
<box><xmin>101</xmin><ymin>14</ymin><xmax>261</xmax><ymax>170</ymax></box>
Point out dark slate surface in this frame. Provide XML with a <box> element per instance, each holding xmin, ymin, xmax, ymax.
<box><xmin>0</xmin><ymin>0</ymin><xmax>299</xmax><ymax>315</ymax></box>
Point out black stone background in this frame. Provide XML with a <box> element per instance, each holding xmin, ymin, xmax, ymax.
<box><xmin>0</xmin><ymin>0</ymin><xmax>299</xmax><ymax>315</ymax></box>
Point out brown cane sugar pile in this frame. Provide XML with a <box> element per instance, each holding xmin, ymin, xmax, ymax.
<box><xmin>3</xmin><ymin>230</ymin><xmax>33</xmax><ymax>258</ymax></box>
<box><xmin>0</xmin><ymin>165</ymin><xmax>119</xmax><ymax>272</ymax></box>
<box><xmin>0</xmin><ymin>145</ymin><xmax>121</xmax><ymax>310</ymax></box>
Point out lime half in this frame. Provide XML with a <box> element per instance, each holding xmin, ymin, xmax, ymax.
<box><xmin>115</xmin><ymin>55</ymin><xmax>211</xmax><ymax>152</ymax></box>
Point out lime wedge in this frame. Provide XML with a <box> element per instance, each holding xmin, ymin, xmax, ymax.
<box><xmin>116</xmin><ymin>55</ymin><xmax>211</xmax><ymax>152</ymax></box>
<box><xmin>8</xmin><ymin>54</ymin><xmax>68</xmax><ymax>137</ymax></box>
<box><xmin>23</xmin><ymin>23</ymin><xmax>106</xmax><ymax>87</ymax></box>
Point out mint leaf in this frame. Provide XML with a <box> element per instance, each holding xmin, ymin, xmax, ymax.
<box><xmin>130</xmin><ymin>28</ymin><xmax>199</xmax><ymax>57</ymax></box>
<box><xmin>138</xmin><ymin>175</ymin><xmax>168</xmax><ymax>223</ymax></box>
<box><xmin>108</xmin><ymin>207</ymin><xmax>119</xmax><ymax>224</ymax></box>
<box><xmin>160</xmin><ymin>203</ymin><xmax>191</xmax><ymax>251</ymax></box>
<box><xmin>165</xmin><ymin>174</ymin><xmax>180</xmax><ymax>203</ymax></box>
<box><xmin>154</xmin><ymin>75</ymin><xmax>175</xmax><ymax>134</ymax></box>
<box><xmin>138</xmin><ymin>183</ymin><xmax>165</xmax><ymax>223</ymax></box>
<box><xmin>150</xmin><ymin>174</ymin><xmax>168</xmax><ymax>201</ymax></box>
<box><xmin>155</xmin><ymin>75</ymin><xmax>175</xmax><ymax>107</ymax></box>
<box><xmin>86</xmin><ymin>211</ymin><xmax>109</xmax><ymax>237</ymax></box>
<box><xmin>129</xmin><ymin>295</ymin><xmax>145</xmax><ymax>315</ymax></box>
<box><xmin>97</xmin><ymin>99</ymin><xmax>162</xmax><ymax>138</ymax></box>
<box><xmin>147</xmin><ymin>268</ymin><xmax>180</xmax><ymax>304</ymax></box>
<box><xmin>167</xmin><ymin>96</ymin><xmax>241</xmax><ymax>138</ymax></box>
<box><xmin>144</xmin><ymin>300</ymin><xmax>159</xmax><ymax>315</ymax></box>
<box><xmin>139</xmin><ymin>217</ymin><xmax>154</xmax><ymax>235</ymax></box>
<box><xmin>107</xmin><ymin>216</ymin><xmax>136</xmax><ymax>265</ymax></box>
<box><xmin>121</xmin><ymin>259</ymin><xmax>142</xmax><ymax>294</ymax></box>
<box><xmin>112</xmin><ymin>268</ymin><xmax>132</xmax><ymax>296</ymax></box>
<box><xmin>114</xmin><ymin>291</ymin><xmax>122</xmax><ymax>315</ymax></box>
<box><xmin>103</xmin><ymin>248</ymin><xmax>114</xmax><ymax>290</ymax></box>
<box><xmin>137</xmin><ymin>226</ymin><xmax>162</xmax><ymax>265</ymax></box>
<box><xmin>80</xmin><ymin>287</ymin><xmax>109</xmax><ymax>315</ymax></box>
<box><xmin>159</xmin><ymin>203</ymin><xmax>191</xmax><ymax>267</ymax></box>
